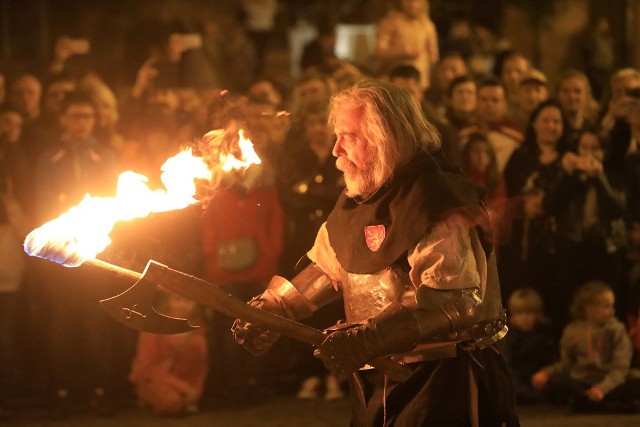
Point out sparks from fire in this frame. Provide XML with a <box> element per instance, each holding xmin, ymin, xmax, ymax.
<box><xmin>24</xmin><ymin>129</ymin><xmax>261</xmax><ymax>267</ymax></box>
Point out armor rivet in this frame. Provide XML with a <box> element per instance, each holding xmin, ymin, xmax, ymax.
<box><xmin>484</xmin><ymin>324</ymin><xmax>493</xmax><ymax>334</ymax></box>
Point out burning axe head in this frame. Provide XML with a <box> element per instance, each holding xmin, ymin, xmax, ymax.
<box><xmin>100</xmin><ymin>274</ymin><xmax>198</xmax><ymax>335</ymax></box>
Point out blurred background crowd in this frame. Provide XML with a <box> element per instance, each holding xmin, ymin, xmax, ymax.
<box><xmin>2</xmin><ymin>0</ymin><xmax>640</xmax><ymax>420</ymax></box>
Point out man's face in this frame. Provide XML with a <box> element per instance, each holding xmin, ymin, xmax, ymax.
<box><xmin>390</xmin><ymin>77</ymin><xmax>423</xmax><ymax>103</ymax></box>
<box><xmin>332</xmin><ymin>106</ymin><xmax>379</xmax><ymax>197</ymax></box>
<box><xmin>0</xmin><ymin>111</ymin><xmax>23</xmax><ymax>143</ymax></box>
<box><xmin>246</xmin><ymin>102</ymin><xmax>276</xmax><ymax>150</ymax></box>
<box><xmin>145</xmin><ymin>88</ymin><xmax>179</xmax><ymax>117</ymax></box>
<box><xmin>60</xmin><ymin>103</ymin><xmax>95</xmax><ymax>140</ymax></box>
<box><xmin>304</xmin><ymin>112</ymin><xmax>331</xmax><ymax>148</ymax></box>
<box><xmin>247</xmin><ymin>102</ymin><xmax>276</xmax><ymax>130</ymax></box>
<box><xmin>519</xmin><ymin>82</ymin><xmax>548</xmax><ymax>115</ymax></box>
<box><xmin>296</xmin><ymin>79</ymin><xmax>330</xmax><ymax>109</ymax></box>
<box><xmin>9</xmin><ymin>75</ymin><xmax>42</xmax><ymax>117</ymax></box>
<box><xmin>611</xmin><ymin>75</ymin><xmax>640</xmax><ymax>100</ymax></box>
<box><xmin>557</xmin><ymin>77</ymin><xmax>587</xmax><ymax>114</ymax></box>
<box><xmin>501</xmin><ymin>56</ymin><xmax>529</xmax><ymax>96</ymax></box>
<box><xmin>450</xmin><ymin>81</ymin><xmax>476</xmax><ymax>113</ymax></box>
<box><xmin>44</xmin><ymin>80</ymin><xmax>76</xmax><ymax>116</ymax></box>
<box><xmin>436</xmin><ymin>57</ymin><xmax>467</xmax><ymax>92</ymax></box>
<box><xmin>476</xmin><ymin>85</ymin><xmax>507</xmax><ymax>124</ymax></box>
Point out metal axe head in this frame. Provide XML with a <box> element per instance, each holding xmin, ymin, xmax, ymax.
<box><xmin>100</xmin><ymin>275</ymin><xmax>198</xmax><ymax>334</ymax></box>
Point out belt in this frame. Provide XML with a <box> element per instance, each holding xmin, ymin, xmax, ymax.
<box><xmin>382</xmin><ymin>310</ymin><xmax>508</xmax><ymax>365</ymax></box>
<box><xmin>464</xmin><ymin>310</ymin><xmax>508</xmax><ymax>343</ymax></box>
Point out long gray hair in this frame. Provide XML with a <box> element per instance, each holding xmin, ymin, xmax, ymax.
<box><xmin>328</xmin><ymin>79</ymin><xmax>441</xmax><ymax>184</ymax></box>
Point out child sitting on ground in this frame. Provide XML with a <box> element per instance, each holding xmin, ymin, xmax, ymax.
<box><xmin>505</xmin><ymin>288</ymin><xmax>557</xmax><ymax>404</ymax></box>
<box><xmin>531</xmin><ymin>280</ymin><xmax>640</xmax><ymax>413</ymax></box>
<box><xmin>129</xmin><ymin>292</ymin><xmax>209</xmax><ymax>416</ymax></box>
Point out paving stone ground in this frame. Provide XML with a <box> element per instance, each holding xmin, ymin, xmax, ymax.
<box><xmin>5</xmin><ymin>394</ymin><xmax>640</xmax><ymax>427</ymax></box>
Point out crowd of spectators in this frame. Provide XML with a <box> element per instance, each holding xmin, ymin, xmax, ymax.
<box><xmin>1</xmin><ymin>0</ymin><xmax>640</xmax><ymax>420</ymax></box>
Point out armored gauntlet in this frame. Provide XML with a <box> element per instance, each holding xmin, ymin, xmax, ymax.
<box><xmin>314</xmin><ymin>294</ymin><xmax>484</xmax><ymax>378</ymax></box>
<box><xmin>232</xmin><ymin>295</ymin><xmax>283</xmax><ymax>356</ymax></box>
<box><xmin>233</xmin><ymin>263</ymin><xmax>340</xmax><ymax>355</ymax></box>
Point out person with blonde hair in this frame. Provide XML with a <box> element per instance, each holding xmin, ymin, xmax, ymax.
<box><xmin>556</xmin><ymin>70</ymin><xmax>600</xmax><ymax>144</ymax></box>
<box><xmin>81</xmin><ymin>78</ymin><xmax>126</xmax><ymax>154</ymax></box>
<box><xmin>505</xmin><ymin>288</ymin><xmax>556</xmax><ymax>404</ymax></box>
<box><xmin>600</xmin><ymin>67</ymin><xmax>640</xmax><ymax>133</ymax></box>
<box><xmin>532</xmin><ymin>281</ymin><xmax>640</xmax><ymax>413</ymax></box>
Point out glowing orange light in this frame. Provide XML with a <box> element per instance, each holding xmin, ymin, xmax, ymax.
<box><xmin>24</xmin><ymin>129</ymin><xmax>260</xmax><ymax>267</ymax></box>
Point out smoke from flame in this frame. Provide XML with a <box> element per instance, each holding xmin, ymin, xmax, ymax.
<box><xmin>24</xmin><ymin>129</ymin><xmax>260</xmax><ymax>267</ymax></box>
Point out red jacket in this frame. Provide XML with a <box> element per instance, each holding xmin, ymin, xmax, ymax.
<box><xmin>201</xmin><ymin>184</ymin><xmax>284</xmax><ymax>285</ymax></box>
<box><xmin>129</xmin><ymin>329</ymin><xmax>209</xmax><ymax>399</ymax></box>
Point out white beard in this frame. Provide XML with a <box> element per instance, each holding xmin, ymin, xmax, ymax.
<box><xmin>336</xmin><ymin>156</ymin><xmax>378</xmax><ymax>198</ymax></box>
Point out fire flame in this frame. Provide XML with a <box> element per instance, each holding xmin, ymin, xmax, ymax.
<box><xmin>24</xmin><ymin>129</ymin><xmax>260</xmax><ymax>267</ymax></box>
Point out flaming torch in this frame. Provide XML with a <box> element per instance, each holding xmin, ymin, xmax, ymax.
<box><xmin>23</xmin><ymin>128</ymin><xmax>411</xmax><ymax>381</ymax></box>
<box><xmin>24</xmin><ymin>129</ymin><xmax>259</xmax><ymax>267</ymax></box>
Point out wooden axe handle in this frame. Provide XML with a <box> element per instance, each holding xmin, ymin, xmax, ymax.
<box><xmin>86</xmin><ymin>258</ymin><xmax>412</xmax><ymax>382</ymax></box>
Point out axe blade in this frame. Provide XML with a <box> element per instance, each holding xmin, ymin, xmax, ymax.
<box><xmin>99</xmin><ymin>275</ymin><xmax>197</xmax><ymax>334</ymax></box>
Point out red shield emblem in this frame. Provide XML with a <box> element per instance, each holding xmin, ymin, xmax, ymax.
<box><xmin>364</xmin><ymin>225</ymin><xmax>386</xmax><ymax>252</ymax></box>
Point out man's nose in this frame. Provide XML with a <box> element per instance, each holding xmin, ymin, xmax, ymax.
<box><xmin>332</xmin><ymin>137</ymin><xmax>343</xmax><ymax>157</ymax></box>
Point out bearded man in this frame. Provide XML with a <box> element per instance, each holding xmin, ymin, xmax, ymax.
<box><xmin>233</xmin><ymin>80</ymin><xmax>519</xmax><ymax>426</ymax></box>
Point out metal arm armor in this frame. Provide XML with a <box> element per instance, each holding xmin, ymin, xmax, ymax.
<box><xmin>361</xmin><ymin>288</ymin><xmax>506</xmax><ymax>359</ymax></box>
<box><xmin>262</xmin><ymin>262</ymin><xmax>342</xmax><ymax>321</ymax></box>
